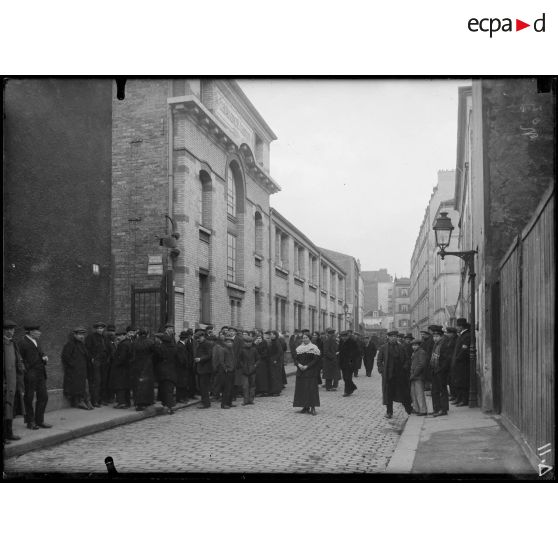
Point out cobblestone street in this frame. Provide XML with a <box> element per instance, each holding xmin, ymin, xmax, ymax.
<box><xmin>5</xmin><ymin>366</ymin><xmax>408</xmax><ymax>475</ymax></box>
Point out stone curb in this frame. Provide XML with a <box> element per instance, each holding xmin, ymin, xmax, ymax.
<box><xmin>5</xmin><ymin>367</ymin><xmax>299</xmax><ymax>459</ymax></box>
<box><xmin>385</xmin><ymin>414</ymin><xmax>424</xmax><ymax>474</ymax></box>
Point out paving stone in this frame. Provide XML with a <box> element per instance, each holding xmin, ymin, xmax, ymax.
<box><xmin>4</xmin><ymin>365</ymin><xmax>407</xmax><ymax>474</ymax></box>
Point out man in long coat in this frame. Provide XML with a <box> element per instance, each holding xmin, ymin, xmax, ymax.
<box><xmin>420</xmin><ymin>328</ymin><xmax>435</xmax><ymax>387</ymax></box>
<box><xmin>62</xmin><ymin>327</ymin><xmax>93</xmax><ymax>410</ymax></box>
<box><xmin>363</xmin><ymin>336</ymin><xmax>377</xmax><ymax>377</ymax></box>
<box><xmin>322</xmin><ymin>328</ymin><xmax>340</xmax><ymax>391</ymax></box>
<box><xmin>176</xmin><ymin>330</ymin><xmax>193</xmax><ymax>403</ymax></box>
<box><xmin>152</xmin><ymin>333</ymin><xmax>177</xmax><ymax>413</ymax></box>
<box><xmin>111</xmin><ymin>329</ymin><xmax>134</xmax><ymax>408</ymax></box>
<box><xmin>451</xmin><ymin>318</ymin><xmax>471</xmax><ymax>406</ymax></box>
<box><xmin>4</xmin><ymin>320</ymin><xmax>25</xmax><ymax>442</ymax></box>
<box><xmin>429</xmin><ymin>326</ymin><xmax>452</xmax><ymax>416</ymax></box>
<box><xmin>377</xmin><ymin>330</ymin><xmax>412</xmax><ymax>418</ymax></box>
<box><xmin>85</xmin><ymin>322</ymin><xmax>111</xmax><ymax>407</ymax></box>
<box><xmin>338</xmin><ymin>331</ymin><xmax>359</xmax><ymax>396</ymax></box>
<box><xmin>194</xmin><ymin>329</ymin><xmax>213</xmax><ymax>409</ymax></box>
<box><xmin>131</xmin><ymin>329</ymin><xmax>155</xmax><ymax>410</ymax></box>
<box><xmin>19</xmin><ymin>325</ymin><xmax>51</xmax><ymax>429</ymax></box>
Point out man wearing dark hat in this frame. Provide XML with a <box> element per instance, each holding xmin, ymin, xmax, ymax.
<box><xmin>62</xmin><ymin>327</ymin><xmax>93</xmax><ymax>410</ymax></box>
<box><xmin>18</xmin><ymin>325</ymin><xmax>51</xmax><ymax>429</ymax></box>
<box><xmin>322</xmin><ymin>328</ymin><xmax>340</xmax><ymax>391</ymax></box>
<box><xmin>111</xmin><ymin>327</ymin><xmax>135</xmax><ymax>409</ymax></box>
<box><xmin>444</xmin><ymin>327</ymin><xmax>458</xmax><ymax>401</ymax></box>
<box><xmin>377</xmin><ymin>330</ymin><xmax>413</xmax><ymax>419</ymax></box>
<box><xmin>363</xmin><ymin>335</ymin><xmax>377</xmax><ymax>377</ymax></box>
<box><xmin>85</xmin><ymin>322</ymin><xmax>110</xmax><ymax>407</ymax></box>
<box><xmin>429</xmin><ymin>326</ymin><xmax>450</xmax><ymax>416</ymax></box>
<box><xmin>420</xmin><ymin>327</ymin><xmax>436</xmax><ymax>389</ymax></box>
<box><xmin>175</xmin><ymin>330</ymin><xmax>193</xmax><ymax>403</ymax></box>
<box><xmin>152</xmin><ymin>331</ymin><xmax>177</xmax><ymax>413</ymax></box>
<box><xmin>338</xmin><ymin>331</ymin><xmax>359</xmax><ymax>396</ymax></box>
<box><xmin>409</xmin><ymin>338</ymin><xmax>428</xmax><ymax>415</ymax></box>
<box><xmin>4</xmin><ymin>320</ymin><xmax>25</xmax><ymax>442</ymax></box>
<box><xmin>212</xmin><ymin>332</ymin><xmax>236</xmax><ymax>409</ymax></box>
<box><xmin>194</xmin><ymin>329</ymin><xmax>213</xmax><ymax>408</ymax></box>
<box><xmin>452</xmin><ymin>318</ymin><xmax>471</xmax><ymax>406</ymax></box>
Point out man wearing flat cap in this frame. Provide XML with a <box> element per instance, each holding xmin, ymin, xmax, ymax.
<box><xmin>85</xmin><ymin>322</ymin><xmax>110</xmax><ymax>407</ymax></box>
<box><xmin>338</xmin><ymin>330</ymin><xmax>359</xmax><ymax>396</ymax></box>
<box><xmin>4</xmin><ymin>320</ymin><xmax>25</xmax><ymax>442</ymax></box>
<box><xmin>322</xmin><ymin>328</ymin><xmax>340</xmax><ymax>391</ymax></box>
<box><xmin>377</xmin><ymin>330</ymin><xmax>412</xmax><ymax>418</ymax></box>
<box><xmin>62</xmin><ymin>327</ymin><xmax>94</xmax><ymax>410</ymax></box>
<box><xmin>18</xmin><ymin>325</ymin><xmax>51</xmax><ymax>429</ymax></box>
<box><xmin>194</xmin><ymin>329</ymin><xmax>213</xmax><ymax>408</ymax></box>
<box><xmin>429</xmin><ymin>327</ymin><xmax>451</xmax><ymax>416</ymax></box>
<box><xmin>451</xmin><ymin>318</ymin><xmax>471</xmax><ymax>406</ymax></box>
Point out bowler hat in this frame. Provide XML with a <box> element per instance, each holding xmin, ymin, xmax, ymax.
<box><xmin>179</xmin><ymin>330</ymin><xmax>189</xmax><ymax>339</ymax></box>
<box><xmin>410</xmin><ymin>338</ymin><xmax>422</xmax><ymax>346</ymax></box>
<box><xmin>387</xmin><ymin>330</ymin><xmax>399</xmax><ymax>337</ymax></box>
<box><xmin>24</xmin><ymin>325</ymin><xmax>41</xmax><ymax>331</ymax></box>
<box><xmin>93</xmin><ymin>322</ymin><xmax>106</xmax><ymax>329</ymax></box>
<box><xmin>456</xmin><ymin>318</ymin><xmax>468</xmax><ymax>327</ymax></box>
<box><xmin>73</xmin><ymin>327</ymin><xmax>87</xmax><ymax>334</ymax></box>
<box><xmin>164</xmin><ymin>323</ymin><xmax>174</xmax><ymax>329</ymax></box>
<box><xmin>106</xmin><ymin>324</ymin><xmax>116</xmax><ymax>332</ymax></box>
<box><xmin>3</xmin><ymin>320</ymin><xmax>17</xmax><ymax>329</ymax></box>
<box><xmin>431</xmin><ymin>326</ymin><xmax>444</xmax><ymax>334</ymax></box>
<box><xmin>445</xmin><ymin>327</ymin><xmax>457</xmax><ymax>334</ymax></box>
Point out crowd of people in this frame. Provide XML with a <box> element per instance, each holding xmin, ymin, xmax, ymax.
<box><xmin>3</xmin><ymin>317</ymin><xmax>470</xmax><ymax>443</ymax></box>
<box><xmin>377</xmin><ymin>318</ymin><xmax>472</xmax><ymax>419</ymax></box>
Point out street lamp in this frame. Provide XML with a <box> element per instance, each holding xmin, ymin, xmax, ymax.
<box><xmin>433</xmin><ymin>212</ymin><xmax>478</xmax><ymax>408</ymax></box>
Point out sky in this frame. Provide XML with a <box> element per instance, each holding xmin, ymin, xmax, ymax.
<box><xmin>238</xmin><ymin>79</ymin><xmax>470</xmax><ymax>278</ymax></box>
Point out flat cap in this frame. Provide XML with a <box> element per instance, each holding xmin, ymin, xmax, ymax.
<box><xmin>326</xmin><ymin>328</ymin><xmax>336</xmax><ymax>334</ymax></box>
<box><xmin>106</xmin><ymin>324</ymin><xmax>116</xmax><ymax>332</ymax></box>
<box><xmin>431</xmin><ymin>325</ymin><xmax>444</xmax><ymax>334</ymax></box>
<box><xmin>419</xmin><ymin>330</ymin><xmax>431</xmax><ymax>335</ymax></box>
<box><xmin>179</xmin><ymin>330</ymin><xmax>189</xmax><ymax>339</ymax></box>
<box><xmin>387</xmin><ymin>330</ymin><xmax>399</xmax><ymax>337</ymax></box>
<box><xmin>24</xmin><ymin>324</ymin><xmax>41</xmax><ymax>331</ymax></box>
<box><xmin>73</xmin><ymin>326</ymin><xmax>87</xmax><ymax>333</ymax></box>
<box><xmin>3</xmin><ymin>320</ymin><xmax>18</xmax><ymax>329</ymax></box>
<box><xmin>410</xmin><ymin>338</ymin><xmax>422</xmax><ymax>345</ymax></box>
<box><xmin>93</xmin><ymin>322</ymin><xmax>107</xmax><ymax>329</ymax></box>
<box><xmin>445</xmin><ymin>327</ymin><xmax>457</xmax><ymax>334</ymax></box>
<box><xmin>115</xmin><ymin>330</ymin><xmax>127</xmax><ymax>336</ymax></box>
<box><xmin>125</xmin><ymin>325</ymin><xmax>137</xmax><ymax>332</ymax></box>
<box><xmin>164</xmin><ymin>323</ymin><xmax>174</xmax><ymax>329</ymax></box>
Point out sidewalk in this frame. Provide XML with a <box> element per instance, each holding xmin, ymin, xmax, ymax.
<box><xmin>386</xmin><ymin>394</ymin><xmax>538</xmax><ymax>477</ymax></box>
<box><xmin>4</xmin><ymin>364</ymin><xmax>298</xmax><ymax>459</ymax></box>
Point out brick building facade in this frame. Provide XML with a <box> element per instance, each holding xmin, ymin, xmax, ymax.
<box><xmin>111</xmin><ymin>79</ymin><xmax>349</xmax><ymax>333</ymax></box>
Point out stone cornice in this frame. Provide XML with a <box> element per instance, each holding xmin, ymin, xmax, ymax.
<box><xmin>169</xmin><ymin>95</ymin><xmax>281</xmax><ymax>196</ymax></box>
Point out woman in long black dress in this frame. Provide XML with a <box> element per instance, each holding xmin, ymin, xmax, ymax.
<box><xmin>254</xmin><ymin>333</ymin><xmax>270</xmax><ymax>396</ymax></box>
<box><xmin>267</xmin><ymin>330</ymin><xmax>284</xmax><ymax>396</ymax></box>
<box><xmin>293</xmin><ymin>333</ymin><xmax>321</xmax><ymax>415</ymax></box>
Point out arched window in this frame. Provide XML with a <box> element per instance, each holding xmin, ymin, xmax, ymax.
<box><xmin>199</xmin><ymin>170</ymin><xmax>212</xmax><ymax>228</ymax></box>
<box><xmin>227</xmin><ymin>161</ymin><xmax>244</xmax><ymax>217</ymax></box>
<box><xmin>254</xmin><ymin>211</ymin><xmax>263</xmax><ymax>255</ymax></box>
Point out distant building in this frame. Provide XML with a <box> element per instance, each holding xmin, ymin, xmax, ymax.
<box><xmin>362</xmin><ymin>269</ymin><xmax>392</xmax><ymax>313</ymax></box>
<box><xmin>392</xmin><ymin>277</ymin><xmax>411</xmax><ymax>332</ymax></box>
<box><xmin>409</xmin><ymin>170</ymin><xmax>456</xmax><ymax>337</ymax></box>
<box><xmin>319</xmin><ymin>248</ymin><xmax>363</xmax><ymax>332</ymax></box>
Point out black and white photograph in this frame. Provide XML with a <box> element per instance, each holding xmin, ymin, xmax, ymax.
<box><xmin>3</xmin><ymin>76</ymin><xmax>555</xmax><ymax>479</ymax></box>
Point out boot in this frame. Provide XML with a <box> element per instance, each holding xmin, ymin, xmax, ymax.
<box><xmin>5</xmin><ymin>419</ymin><xmax>21</xmax><ymax>441</ymax></box>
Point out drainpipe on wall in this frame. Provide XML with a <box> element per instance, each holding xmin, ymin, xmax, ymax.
<box><xmin>268</xmin><ymin>208</ymin><xmax>274</xmax><ymax>330</ymax></box>
<box><xmin>167</xmin><ymin>87</ymin><xmax>175</xmax><ymax>325</ymax></box>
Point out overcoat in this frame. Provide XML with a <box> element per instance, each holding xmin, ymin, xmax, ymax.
<box><xmin>363</xmin><ymin>339</ymin><xmax>377</xmax><ymax>371</ymax></box>
<box><xmin>322</xmin><ymin>335</ymin><xmax>341</xmax><ymax>381</ymax></box>
<box><xmin>293</xmin><ymin>346</ymin><xmax>321</xmax><ymax>408</ymax></box>
<box><xmin>175</xmin><ymin>339</ymin><xmax>193</xmax><ymax>389</ymax></box>
<box><xmin>3</xmin><ymin>336</ymin><xmax>25</xmax><ymax>419</ymax></box>
<box><xmin>254</xmin><ymin>340</ymin><xmax>270</xmax><ymax>393</ymax></box>
<box><xmin>110</xmin><ymin>338</ymin><xmax>133</xmax><ymax>391</ymax></box>
<box><xmin>338</xmin><ymin>337</ymin><xmax>360</xmax><ymax>372</ymax></box>
<box><xmin>233</xmin><ymin>334</ymin><xmax>245</xmax><ymax>387</ymax></box>
<box><xmin>377</xmin><ymin>342</ymin><xmax>410</xmax><ymax>405</ymax></box>
<box><xmin>153</xmin><ymin>336</ymin><xmax>177</xmax><ymax>384</ymax></box>
<box><xmin>409</xmin><ymin>347</ymin><xmax>428</xmax><ymax>381</ymax></box>
<box><xmin>195</xmin><ymin>339</ymin><xmax>213</xmax><ymax>375</ymax></box>
<box><xmin>131</xmin><ymin>335</ymin><xmax>155</xmax><ymax>405</ymax></box>
<box><xmin>61</xmin><ymin>337</ymin><xmax>92</xmax><ymax>398</ymax></box>
<box><xmin>19</xmin><ymin>336</ymin><xmax>47</xmax><ymax>379</ymax></box>
<box><xmin>420</xmin><ymin>335</ymin><xmax>434</xmax><ymax>383</ymax></box>
<box><xmin>451</xmin><ymin>330</ymin><xmax>471</xmax><ymax>389</ymax></box>
<box><xmin>268</xmin><ymin>338</ymin><xmax>284</xmax><ymax>395</ymax></box>
<box><xmin>238</xmin><ymin>344</ymin><xmax>258</xmax><ymax>376</ymax></box>
<box><xmin>85</xmin><ymin>331</ymin><xmax>110</xmax><ymax>384</ymax></box>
